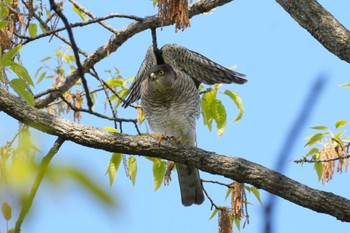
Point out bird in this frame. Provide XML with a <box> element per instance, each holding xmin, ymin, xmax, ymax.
<box><xmin>123</xmin><ymin>44</ymin><xmax>247</xmax><ymax>206</ymax></box>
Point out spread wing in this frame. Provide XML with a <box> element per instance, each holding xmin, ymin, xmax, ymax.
<box><xmin>122</xmin><ymin>46</ymin><xmax>157</xmax><ymax>108</ymax></box>
<box><xmin>161</xmin><ymin>44</ymin><xmax>247</xmax><ymax>85</ymax></box>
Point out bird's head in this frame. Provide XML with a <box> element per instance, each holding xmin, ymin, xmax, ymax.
<box><xmin>148</xmin><ymin>65</ymin><xmax>176</xmax><ymax>91</ymax></box>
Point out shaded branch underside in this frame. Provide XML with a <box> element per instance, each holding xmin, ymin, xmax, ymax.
<box><xmin>1</xmin><ymin>87</ymin><xmax>350</xmax><ymax>222</ymax></box>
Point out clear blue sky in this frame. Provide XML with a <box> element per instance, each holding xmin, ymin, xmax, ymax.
<box><xmin>1</xmin><ymin>0</ymin><xmax>350</xmax><ymax>232</ymax></box>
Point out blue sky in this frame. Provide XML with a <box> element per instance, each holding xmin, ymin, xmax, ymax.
<box><xmin>1</xmin><ymin>0</ymin><xmax>350</xmax><ymax>232</ymax></box>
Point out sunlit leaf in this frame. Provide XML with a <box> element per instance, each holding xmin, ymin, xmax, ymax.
<box><xmin>103</xmin><ymin>126</ymin><xmax>119</xmax><ymax>133</ymax></box>
<box><xmin>106</xmin><ymin>78</ymin><xmax>123</xmax><ymax>87</ymax></box>
<box><xmin>72</xmin><ymin>5</ymin><xmax>88</xmax><ymax>22</ymax></box>
<box><xmin>153</xmin><ymin>159</ymin><xmax>166</xmax><ymax>191</ymax></box>
<box><xmin>311</xmin><ymin>125</ymin><xmax>328</xmax><ymax>131</ymax></box>
<box><xmin>28</xmin><ymin>23</ymin><xmax>37</xmax><ymax>37</ymax></box>
<box><xmin>304</xmin><ymin>133</ymin><xmax>324</xmax><ymax>147</ymax></box>
<box><xmin>305</xmin><ymin>147</ymin><xmax>319</xmax><ymax>158</ymax></box>
<box><xmin>106</xmin><ymin>153</ymin><xmax>123</xmax><ymax>187</ymax></box>
<box><xmin>10</xmin><ymin>78</ymin><xmax>35</xmax><ymax>106</ymax></box>
<box><xmin>314</xmin><ymin>162</ymin><xmax>323</xmax><ymax>182</ymax></box>
<box><xmin>224</xmin><ymin>90</ymin><xmax>244</xmax><ymax>123</ymax></box>
<box><xmin>127</xmin><ymin>156</ymin><xmax>137</xmax><ymax>186</ymax></box>
<box><xmin>116</xmin><ymin>88</ymin><xmax>128</xmax><ymax>108</ymax></box>
<box><xmin>333</xmin><ymin>133</ymin><xmax>345</xmax><ymax>148</ymax></box>
<box><xmin>152</xmin><ymin>0</ymin><xmax>158</xmax><ymax>7</ymax></box>
<box><xmin>2</xmin><ymin>202</ymin><xmax>12</xmax><ymax>220</ymax></box>
<box><xmin>211</xmin><ymin>99</ymin><xmax>226</xmax><ymax>136</ymax></box>
<box><xmin>9</xmin><ymin>62</ymin><xmax>34</xmax><ymax>86</ymax></box>
<box><xmin>335</xmin><ymin>120</ymin><xmax>347</xmax><ymax>129</ymax></box>
<box><xmin>201</xmin><ymin>89</ymin><xmax>217</xmax><ymax>131</ymax></box>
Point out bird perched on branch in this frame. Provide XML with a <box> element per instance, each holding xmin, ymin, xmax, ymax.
<box><xmin>123</xmin><ymin>44</ymin><xmax>247</xmax><ymax>206</ymax></box>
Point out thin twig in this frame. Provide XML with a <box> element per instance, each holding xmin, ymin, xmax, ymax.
<box><xmin>21</xmin><ymin>13</ymin><xmax>143</xmax><ymax>45</ymax></box>
<box><xmin>201</xmin><ymin>179</ymin><xmax>232</xmax><ymax>188</ymax></box>
<box><xmin>294</xmin><ymin>154</ymin><xmax>350</xmax><ymax>163</ymax></box>
<box><xmin>14</xmin><ymin>137</ymin><xmax>65</xmax><ymax>233</ymax></box>
<box><xmin>49</xmin><ymin>0</ymin><xmax>93</xmax><ymax>110</ymax></box>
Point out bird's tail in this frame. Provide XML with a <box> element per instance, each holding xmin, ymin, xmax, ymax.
<box><xmin>177</xmin><ymin>164</ymin><xmax>205</xmax><ymax>206</ymax></box>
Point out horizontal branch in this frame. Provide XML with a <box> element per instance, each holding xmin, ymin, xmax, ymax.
<box><xmin>276</xmin><ymin>0</ymin><xmax>350</xmax><ymax>63</ymax></box>
<box><xmin>1</xmin><ymin>87</ymin><xmax>350</xmax><ymax>222</ymax></box>
<box><xmin>34</xmin><ymin>0</ymin><xmax>233</xmax><ymax>108</ymax></box>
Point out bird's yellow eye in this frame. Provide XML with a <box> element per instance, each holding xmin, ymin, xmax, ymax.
<box><xmin>158</xmin><ymin>70</ymin><xmax>165</xmax><ymax>75</ymax></box>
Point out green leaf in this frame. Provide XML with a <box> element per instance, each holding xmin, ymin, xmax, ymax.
<box><xmin>10</xmin><ymin>78</ymin><xmax>35</xmax><ymax>106</ymax></box>
<box><xmin>36</xmin><ymin>71</ymin><xmax>47</xmax><ymax>85</ymax></box>
<box><xmin>2</xmin><ymin>202</ymin><xmax>12</xmax><ymax>220</ymax></box>
<box><xmin>341</xmin><ymin>83</ymin><xmax>350</xmax><ymax>87</ymax></box>
<box><xmin>103</xmin><ymin>126</ymin><xmax>119</xmax><ymax>133</ymax></box>
<box><xmin>64</xmin><ymin>167</ymin><xmax>115</xmax><ymax>206</ymax></box>
<box><xmin>0</xmin><ymin>20</ymin><xmax>9</xmax><ymax>29</ymax></box>
<box><xmin>8</xmin><ymin>62</ymin><xmax>34</xmax><ymax>86</ymax></box>
<box><xmin>106</xmin><ymin>78</ymin><xmax>123</xmax><ymax>87</ymax></box>
<box><xmin>224</xmin><ymin>90</ymin><xmax>244</xmax><ymax>123</ymax></box>
<box><xmin>106</xmin><ymin>153</ymin><xmax>123</xmax><ymax>187</ymax></box>
<box><xmin>211</xmin><ymin>99</ymin><xmax>227</xmax><ymax>136</ymax></box>
<box><xmin>116</xmin><ymin>88</ymin><xmax>128</xmax><ymax>108</ymax></box>
<box><xmin>0</xmin><ymin>44</ymin><xmax>22</xmax><ymax>65</ymax></box>
<box><xmin>304</xmin><ymin>133</ymin><xmax>324</xmax><ymax>147</ymax></box>
<box><xmin>153</xmin><ymin>159</ymin><xmax>166</xmax><ymax>191</ymax></box>
<box><xmin>40</xmin><ymin>56</ymin><xmax>52</xmax><ymax>62</ymax></box>
<box><xmin>209</xmin><ymin>208</ymin><xmax>219</xmax><ymax>220</ymax></box>
<box><xmin>127</xmin><ymin>156</ymin><xmax>137</xmax><ymax>186</ymax></box>
<box><xmin>333</xmin><ymin>133</ymin><xmax>345</xmax><ymax>148</ymax></box>
<box><xmin>246</xmin><ymin>186</ymin><xmax>262</xmax><ymax>205</ymax></box>
<box><xmin>234</xmin><ymin>216</ymin><xmax>241</xmax><ymax>231</ymax></box>
<box><xmin>201</xmin><ymin>89</ymin><xmax>217</xmax><ymax>131</ymax></box>
<box><xmin>314</xmin><ymin>162</ymin><xmax>323</xmax><ymax>182</ymax></box>
<box><xmin>28</xmin><ymin>23</ymin><xmax>37</xmax><ymax>37</ymax></box>
<box><xmin>305</xmin><ymin>147</ymin><xmax>319</xmax><ymax>158</ymax></box>
<box><xmin>72</xmin><ymin>5</ymin><xmax>87</xmax><ymax>22</ymax></box>
<box><xmin>335</xmin><ymin>120</ymin><xmax>347</xmax><ymax>129</ymax></box>
<box><xmin>311</xmin><ymin>125</ymin><xmax>328</xmax><ymax>131</ymax></box>
<box><xmin>225</xmin><ymin>188</ymin><xmax>233</xmax><ymax>200</ymax></box>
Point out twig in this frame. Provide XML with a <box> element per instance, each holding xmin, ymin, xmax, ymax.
<box><xmin>14</xmin><ymin>137</ymin><xmax>65</xmax><ymax>233</ymax></box>
<box><xmin>201</xmin><ymin>179</ymin><xmax>232</xmax><ymax>188</ymax></box>
<box><xmin>21</xmin><ymin>13</ymin><xmax>144</xmax><ymax>45</ymax></box>
<box><xmin>59</xmin><ymin>94</ymin><xmax>137</xmax><ymax>123</ymax></box>
<box><xmin>294</xmin><ymin>154</ymin><xmax>350</xmax><ymax>164</ymax></box>
<box><xmin>202</xmin><ymin>184</ymin><xmax>221</xmax><ymax>211</ymax></box>
<box><xmin>49</xmin><ymin>0</ymin><xmax>93</xmax><ymax>110</ymax></box>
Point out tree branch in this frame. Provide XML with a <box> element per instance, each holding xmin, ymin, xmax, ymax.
<box><xmin>1</xmin><ymin>87</ymin><xmax>350</xmax><ymax>222</ymax></box>
<box><xmin>276</xmin><ymin>0</ymin><xmax>350</xmax><ymax>63</ymax></box>
<box><xmin>14</xmin><ymin>137</ymin><xmax>65</xmax><ymax>233</ymax></box>
<box><xmin>34</xmin><ymin>0</ymin><xmax>233</xmax><ymax>108</ymax></box>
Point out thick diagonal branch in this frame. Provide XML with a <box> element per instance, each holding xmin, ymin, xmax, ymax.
<box><xmin>277</xmin><ymin>0</ymin><xmax>350</xmax><ymax>63</ymax></box>
<box><xmin>1</xmin><ymin>87</ymin><xmax>350</xmax><ymax>222</ymax></box>
<box><xmin>34</xmin><ymin>0</ymin><xmax>233</xmax><ymax>108</ymax></box>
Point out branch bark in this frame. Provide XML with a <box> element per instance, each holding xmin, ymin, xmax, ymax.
<box><xmin>276</xmin><ymin>0</ymin><xmax>350</xmax><ymax>63</ymax></box>
<box><xmin>34</xmin><ymin>0</ymin><xmax>233</xmax><ymax>108</ymax></box>
<box><xmin>1</xmin><ymin>86</ymin><xmax>350</xmax><ymax>222</ymax></box>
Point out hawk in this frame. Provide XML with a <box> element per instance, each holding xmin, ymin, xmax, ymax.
<box><xmin>123</xmin><ymin>44</ymin><xmax>247</xmax><ymax>206</ymax></box>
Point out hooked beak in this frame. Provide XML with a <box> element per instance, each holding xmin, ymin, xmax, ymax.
<box><xmin>150</xmin><ymin>72</ymin><xmax>158</xmax><ymax>81</ymax></box>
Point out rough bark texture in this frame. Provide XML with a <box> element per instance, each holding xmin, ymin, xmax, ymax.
<box><xmin>1</xmin><ymin>87</ymin><xmax>350</xmax><ymax>222</ymax></box>
<box><xmin>276</xmin><ymin>0</ymin><xmax>350</xmax><ymax>63</ymax></box>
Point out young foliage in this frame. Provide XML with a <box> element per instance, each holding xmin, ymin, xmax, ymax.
<box><xmin>106</xmin><ymin>153</ymin><xmax>123</xmax><ymax>187</ymax></box>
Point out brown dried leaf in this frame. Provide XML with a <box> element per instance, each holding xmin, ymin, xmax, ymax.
<box><xmin>218</xmin><ymin>207</ymin><xmax>233</xmax><ymax>233</ymax></box>
<box><xmin>158</xmin><ymin>0</ymin><xmax>190</xmax><ymax>31</ymax></box>
<box><xmin>231</xmin><ymin>182</ymin><xmax>244</xmax><ymax>218</ymax></box>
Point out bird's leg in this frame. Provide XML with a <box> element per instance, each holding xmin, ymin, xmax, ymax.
<box><xmin>164</xmin><ymin>161</ymin><xmax>175</xmax><ymax>186</ymax></box>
